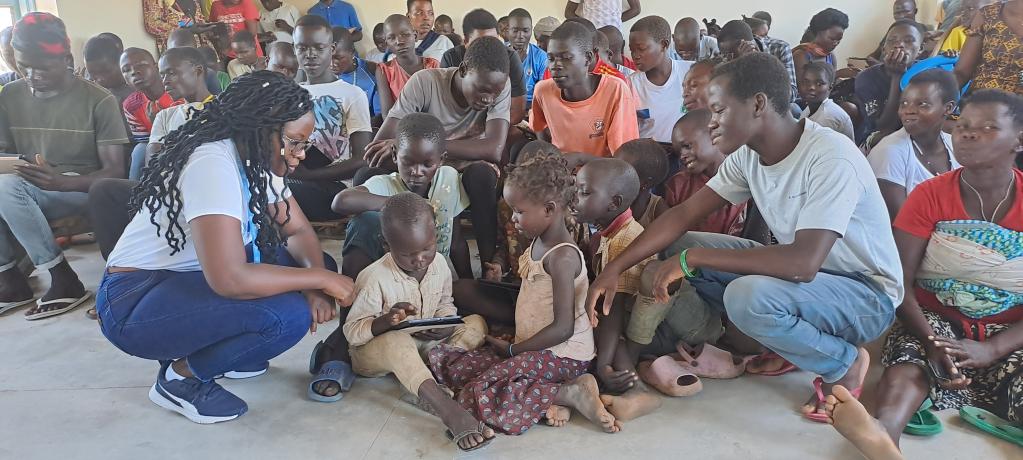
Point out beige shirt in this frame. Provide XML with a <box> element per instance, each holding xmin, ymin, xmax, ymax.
<box><xmin>343</xmin><ymin>253</ymin><xmax>457</xmax><ymax>347</ymax></box>
<box><xmin>515</xmin><ymin>241</ymin><xmax>595</xmax><ymax>362</ymax></box>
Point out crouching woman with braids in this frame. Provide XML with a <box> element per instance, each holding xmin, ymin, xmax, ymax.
<box><xmin>95</xmin><ymin>71</ymin><xmax>356</xmax><ymax>424</ymax></box>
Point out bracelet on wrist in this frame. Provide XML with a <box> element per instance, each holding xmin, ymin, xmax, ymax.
<box><xmin>679</xmin><ymin>249</ymin><xmax>700</xmax><ymax>278</ymax></box>
<box><xmin>508</xmin><ymin>343</ymin><xmax>515</xmax><ymax>357</ymax></box>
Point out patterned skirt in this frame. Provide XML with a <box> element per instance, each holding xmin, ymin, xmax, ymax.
<box><xmin>882</xmin><ymin>310</ymin><xmax>1023</xmax><ymax>422</ymax></box>
<box><xmin>427</xmin><ymin>344</ymin><xmax>590</xmax><ymax>435</ymax></box>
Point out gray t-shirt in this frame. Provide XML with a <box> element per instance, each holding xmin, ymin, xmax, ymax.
<box><xmin>0</xmin><ymin>78</ymin><xmax>129</xmax><ymax>174</ymax></box>
<box><xmin>707</xmin><ymin>120</ymin><xmax>904</xmax><ymax>306</ymax></box>
<box><xmin>387</xmin><ymin>67</ymin><xmax>511</xmax><ymax>141</ymax></box>
<box><xmin>440</xmin><ymin>45</ymin><xmax>526</xmax><ymax>98</ymax></box>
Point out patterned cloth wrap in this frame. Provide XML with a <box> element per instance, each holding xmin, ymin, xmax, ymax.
<box><xmin>917</xmin><ymin>220</ymin><xmax>1023</xmax><ymax>318</ymax></box>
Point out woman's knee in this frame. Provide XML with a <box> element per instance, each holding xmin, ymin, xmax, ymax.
<box><xmin>265</xmin><ymin>293</ymin><xmax>313</xmax><ymax>342</ymax></box>
<box><xmin>880</xmin><ymin>362</ymin><xmax>929</xmax><ymax>387</ymax></box>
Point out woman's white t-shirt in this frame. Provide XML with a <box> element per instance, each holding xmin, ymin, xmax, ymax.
<box><xmin>868</xmin><ymin>127</ymin><xmax>959</xmax><ymax>195</ymax></box>
<box><xmin>106</xmin><ymin>139</ymin><xmax>290</xmax><ymax>272</ymax></box>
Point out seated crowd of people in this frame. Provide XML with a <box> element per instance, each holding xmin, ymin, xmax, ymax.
<box><xmin>0</xmin><ymin>0</ymin><xmax>1021</xmax><ymax>457</ymax></box>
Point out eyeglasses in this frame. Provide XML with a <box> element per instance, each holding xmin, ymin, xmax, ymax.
<box><xmin>282</xmin><ymin>132</ymin><xmax>313</xmax><ymax>152</ymax></box>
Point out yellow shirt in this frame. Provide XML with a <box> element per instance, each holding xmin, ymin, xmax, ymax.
<box><xmin>940</xmin><ymin>26</ymin><xmax>968</xmax><ymax>53</ymax></box>
<box><xmin>595</xmin><ymin>214</ymin><xmax>653</xmax><ymax>297</ymax></box>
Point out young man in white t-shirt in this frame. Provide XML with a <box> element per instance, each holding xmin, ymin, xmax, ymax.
<box><xmin>289</xmin><ymin>15</ymin><xmax>372</xmax><ymax>221</ymax></box>
<box><xmin>565</xmin><ymin>0</ymin><xmax>642</xmax><ymax>32</ymax></box>
<box><xmin>587</xmin><ymin>53</ymin><xmax>902</xmax><ymax>422</ymax></box>
<box><xmin>258</xmin><ymin>0</ymin><xmax>301</xmax><ymax>45</ymax></box>
<box><xmin>627</xmin><ymin>16</ymin><xmax>691</xmax><ymax>143</ymax></box>
<box><xmin>147</xmin><ymin>48</ymin><xmax>214</xmax><ymax>166</ymax></box>
<box><xmin>407</xmin><ymin>0</ymin><xmax>454</xmax><ymax>62</ymax></box>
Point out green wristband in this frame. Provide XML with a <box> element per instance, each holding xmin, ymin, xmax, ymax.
<box><xmin>679</xmin><ymin>249</ymin><xmax>700</xmax><ymax>278</ymax></box>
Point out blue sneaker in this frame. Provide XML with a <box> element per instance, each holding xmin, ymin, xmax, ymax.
<box><xmin>220</xmin><ymin>361</ymin><xmax>270</xmax><ymax>380</ymax></box>
<box><xmin>149</xmin><ymin>361</ymin><xmax>248</xmax><ymax>424</ymax></box>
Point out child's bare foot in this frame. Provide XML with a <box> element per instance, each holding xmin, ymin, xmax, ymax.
<box><xmin>545</xmin><ymin>405</ymin><xmax>571</xmax><ymax>427</ymax></box>
<box><xmin>803</xmin><ymin>348</ymin><xmax>870</xmax><ymax>416</ymax></box>
<box><xmin>826</xmin><ymin>385</ymin><xmax>903</xmax><ymax>460</ymax></box>
<box><xmin>556</xmin><ymin>374</ymin><xmax>621</xmax><ymax>433</ymax></box>
<box><xmin>600</xmin><ymin>382</ymin><xmax>662</xmax><ymax>421</ymax></box>
<box><xmin>596</xmin><ymin>364</ymin><xmax>638</xmax><ymax>394</ymax></box>
<box><xmin>746</xmin><ymin>353</ymin><xmax>791</xmax><ymax>374</ymax></box>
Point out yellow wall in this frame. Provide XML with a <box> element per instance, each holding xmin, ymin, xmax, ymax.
<box><xmin>55</xmin><ymin>0</ymin><xmax>151</xmax><ymax>62</ymax></box>
<box><xmin>50</xmin><ymin>0</ymin><xmax>939</xmax><ymax>64</ymax></box>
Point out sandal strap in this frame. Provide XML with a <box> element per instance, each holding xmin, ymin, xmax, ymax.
<box><xmin>812</xmin><ymin>376</ymin><xmax>826</xmax><ymax>403</ymax></box>
<box><xmin>311</xmin><ymin>361</ymin><xmax>354</xmax><ymax>388</ymax></box>
<box><xmin>450</xmin><ymin>421</ymin><xmax>486</xmax><ymax>442</ymax></box>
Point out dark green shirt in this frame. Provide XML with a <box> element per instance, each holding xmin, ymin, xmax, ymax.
<box><xmin>0</xmin><ymin>78</ymin><xmax>129</xmax><ymax>174</ymax></box>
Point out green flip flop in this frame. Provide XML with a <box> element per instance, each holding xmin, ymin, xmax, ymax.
<box><xmin>904</xmin><ymin>399</ymin><xmax>942</xmax><ymax>436</ymax></box>
<box><xmin>960</xmin><ymin>406</ymin><xmax>1023</xmax><ymax>447</ymax></box>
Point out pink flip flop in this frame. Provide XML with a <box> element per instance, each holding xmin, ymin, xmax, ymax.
<box><xmin>804</xmin><ymin>376</ymin><xmax>863</xmax><ymax>423</ymax></box>
<box><xmin>673</xmin><ymin>343</ymin><xmax>749</xmax><ymax>379</ymax></box>
<box><xmin>638</xmin><ymin>356</ymin><xmax>703</xmax><ymax>397</ymax></box>
<box><xmin>746</xmin><ymin>351</ymin><xmax>797</xmax><ymax>376</ymax></box>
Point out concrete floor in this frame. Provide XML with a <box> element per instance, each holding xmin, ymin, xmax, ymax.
<box><xmin>0</xmin><ymin>243</ymin><xmax>1020</xmax><ymax>460</ymax></box>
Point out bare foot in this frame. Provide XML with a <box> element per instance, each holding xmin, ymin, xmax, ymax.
<box><xmin>600</xmin><ymin>382</ymin><xmax>662</xmax><ymax>421</ymax></box>
<box><xmin>746</xmin><ymin>353</ymin><xmax>791</xmax><ymax>374</ymax></box>
<box><xmin>803</xmin><ymin>347</ymin><xmax>870</xmax><ymax>416</ymax></box>
<box><xmin>545</xmin><ymin>405</ymin><xmax>570</xmax><ymax>427</ymax></box>
<box><xmin>825</xmin><ymin>385</ymin><xmax>904</xmax><ymax>460</ymax></box>
<box><xmin>555</xmin><ymin>374</ymin><xmax>621</xmax><ymax>433</ymax></box>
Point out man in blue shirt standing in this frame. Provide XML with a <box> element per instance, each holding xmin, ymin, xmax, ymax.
<box><xmin>308</xmin><ymin>0</ymin><xmax>363</xmax><ymax>42</ymax></box>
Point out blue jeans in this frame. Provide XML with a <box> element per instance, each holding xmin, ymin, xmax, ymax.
<box><xmin>128</xmin><ymin>143</ymin><xmax>148</xmax><ymax>181</ymax></box>
<box><xmin>669</xmin><ymin>232</ymin><xmax>895</xmax><ymax>383</ymax></box>
<box><xmin>0</xmin><ymin>175</ymin><xmax>88</xmax><ymax>271</ymax></box>
<box><xmin>96</xmin><ymin>248</ymin><xmax>337</xmax><ymax>381</ymax></box>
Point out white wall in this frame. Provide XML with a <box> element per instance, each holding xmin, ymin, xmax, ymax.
<box><xmin>291</xmin><ymin>0</ymin><xmax>940</xmax><ymax>63</ymax></box>
<box><xmin>50</xmin><ymin>0</ymin><xmax>941</xmax><ymax>64</ymax></box>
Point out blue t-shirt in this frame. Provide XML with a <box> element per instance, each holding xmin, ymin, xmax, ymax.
<box><xmin>308</xmin><ymin>0</ymin><xmax>361</xmax><ymax>31</ymax></box>
<box><xmin>520</xmin><ymin>43</ymin><xmax>548</xmax><ymax>105</ymax></box>
<box><xmin>339</xmin><ymin>57</ymin><xmax>380</xmax><ymax>117</ymax></box>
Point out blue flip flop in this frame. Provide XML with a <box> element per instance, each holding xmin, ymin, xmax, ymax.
<box><xmin>309</xmin><ymin>340</ymin><xmax>327</xmax><ymax>374</ymax></box>
<box><xmin>308</xmin><ymin>360</ymin><xmax>356</xmax><ymax>403</ymax></box>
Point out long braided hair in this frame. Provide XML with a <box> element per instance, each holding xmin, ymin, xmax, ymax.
<box><xmin>129</xmin><ymin>71</ymin><xmax>313</xmax><ymax>261</ymax></box>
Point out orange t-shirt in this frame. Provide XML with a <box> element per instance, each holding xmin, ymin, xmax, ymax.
<box><xmin>529</xmin><ymin>75</ymin><xmax>639</xmax><ymax>157</ymax></box>
<box><xmin>380</xmin><ymin>57</ymin><xmax>440</xmax><ymax>100</ymax></box>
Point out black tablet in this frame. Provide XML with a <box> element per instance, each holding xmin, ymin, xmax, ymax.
<box><xmin>392</xmin><ymin>315</ymin><xmax>465</xmax><ymax>330</ymax></box>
